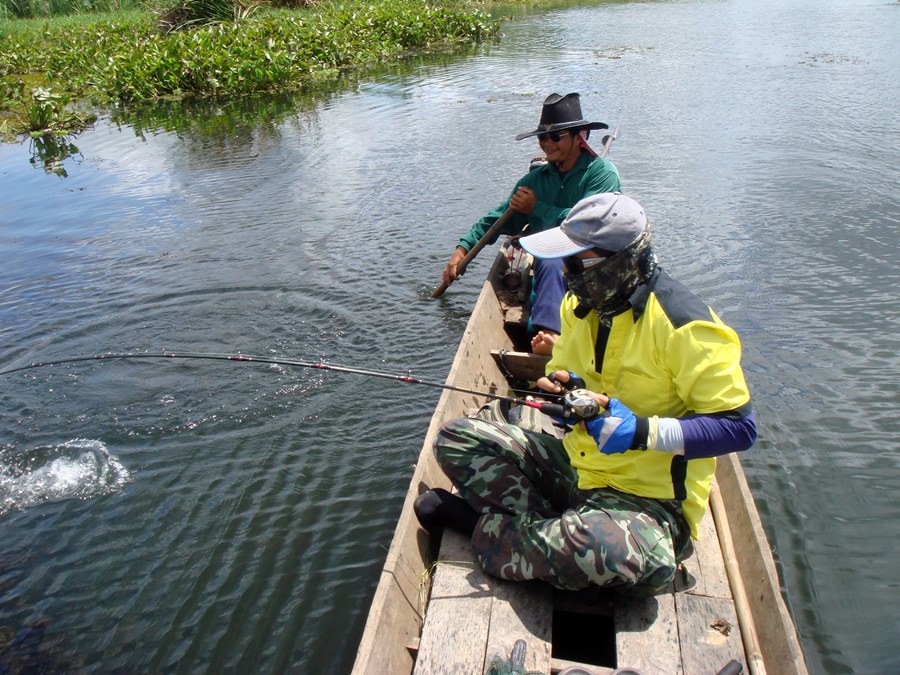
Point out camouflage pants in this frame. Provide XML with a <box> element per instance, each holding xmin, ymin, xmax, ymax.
<box><xmin>433</xmin><ymin>417</ymin><xmax>691</xmax><ymax>595</ymax></box>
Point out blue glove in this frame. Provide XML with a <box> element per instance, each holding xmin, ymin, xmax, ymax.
<box><xmin>585</xmin><ymin>398</ymin><xmax>642</xmax><ymax>455</ymax></box>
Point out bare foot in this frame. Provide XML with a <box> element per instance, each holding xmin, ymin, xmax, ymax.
<box><xmin>531</xmin><ymin>330</ymin><xmax>558</xmax><ymax>355</ymax></box>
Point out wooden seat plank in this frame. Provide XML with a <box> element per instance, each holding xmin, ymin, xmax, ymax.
<box><xmin>414</xmin><ymin>530</ymin><xmax>553</xmax><ymax>675</ymax></box>
<box><xmin>489</xmin><ymin>349</ymin><xmax>550</xmax><ymax>382</ymax></box>
<box><xmin>483</xmin><ymin>580</ymin><xmax>552</xmax><ymax>674</ymax></box>
<box><xmin>413</xmin><ymin>531</ymin><xmax>491</xmax><ymax>674</ymax></box>
<box><xmin>503</xmin><ymin>305</ymin><xmax>529</xmax><ymax>327</ymax></box>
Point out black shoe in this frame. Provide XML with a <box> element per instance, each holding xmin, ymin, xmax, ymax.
<box><xmin>414</xmin><ymin>488</ymin><xmax>478</xmax><ymax>537</ymax></box>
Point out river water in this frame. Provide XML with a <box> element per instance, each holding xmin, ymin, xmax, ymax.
<box><xmin>1</xmin><ymin>0</ymin><xmax>897</xmax><ymax>672</ymax></box>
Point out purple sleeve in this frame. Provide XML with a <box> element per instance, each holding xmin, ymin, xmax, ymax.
<box><xmin>678</xmin><ymin>411</ymin><xmax>757</xmax><ymax>460</ymax></box>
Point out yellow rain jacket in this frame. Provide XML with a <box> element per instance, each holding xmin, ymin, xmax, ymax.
<box><xmin>547</xmin><ymin>268</ymin><xmax>752</xmax><ymax>538</ymax></box>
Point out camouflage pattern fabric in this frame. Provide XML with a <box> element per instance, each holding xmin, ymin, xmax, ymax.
<box><xmin>434</xmin><ymin>417</ymin><xmax>691</xmax><ymax>595</ymax></box>
<box><xmin>563</xmin><ymin>227</ymin><xmax>656</xmax><ymax>324</ymax></box>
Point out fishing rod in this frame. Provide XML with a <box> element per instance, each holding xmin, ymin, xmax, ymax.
<box><xmin>0</xmin><ymin>351</ymin><xmax>601</xmax><ymax>421</ymax></box>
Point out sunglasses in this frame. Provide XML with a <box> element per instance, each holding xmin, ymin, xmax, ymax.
<box><xmin>564</xmin><ymin>251</ymin><xmax>614</xmax><ymax>274</ymax></box>
<box><xmin>537</xmin><ymin>130</ymin><xmax>570</xmax><ymax>143</ymax></box>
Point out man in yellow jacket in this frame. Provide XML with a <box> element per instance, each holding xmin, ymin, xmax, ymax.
<box><xmin>417</xmin><ymin>192</ymin><xmax>757</xmax><ymax>594</ymax></box>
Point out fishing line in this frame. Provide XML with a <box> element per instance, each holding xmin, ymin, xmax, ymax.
<box><xmin>0</xmin><ymin>351</ymin><xmax>567</xmax><ymax>411</ymax></box>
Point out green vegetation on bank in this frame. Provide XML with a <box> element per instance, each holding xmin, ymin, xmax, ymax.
<box><xmin>1</xmin><ymin>0</ymin><xmax>144</xmax><ymax>20</ymax></box>
<box><xmin>0</xmin><ymin>0</ymin><xmax>502</xmax><ymax>143</ymax></box>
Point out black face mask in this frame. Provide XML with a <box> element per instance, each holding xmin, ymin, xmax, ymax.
<box><xmin>563</xmin><ymin>229</ymin><xmax>657</xmax><ymax>323</ymax></box>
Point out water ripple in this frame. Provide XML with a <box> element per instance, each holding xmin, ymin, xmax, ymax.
<box><xmin>1</xmin><ymin>0</ymin><xmax>898</xmax><ymax>673</ymax></box>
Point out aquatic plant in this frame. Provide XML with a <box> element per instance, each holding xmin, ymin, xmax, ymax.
<box><xmin>19</xmin><ymin>86</ymin><xmax>65</xmax><ymax>131</ymax></box>
<box><xmin>0</xmin><ymin>83</ymin><xmax>94</xmax><ymax>171</ymax></box>
<box><xmin>0</xmin><ymin>0</ymin><xmax>501</xmax><ymax>104</ymax></box>
<box><xmin>15</xmin><ymin>86</ymin><xmax>94</xmax><ymax>135</ymax></box>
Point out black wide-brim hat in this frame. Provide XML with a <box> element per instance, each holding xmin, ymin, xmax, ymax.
<box><xmin>515</xmin><ymin>92</ymin><xmax>608</xmax><ymax>141</ymax></box>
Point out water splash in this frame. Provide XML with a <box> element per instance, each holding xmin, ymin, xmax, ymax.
<box><xmin>0</xmin><ymin>439</ymin><xmax>132</xmax><ymax>517</ymax></box>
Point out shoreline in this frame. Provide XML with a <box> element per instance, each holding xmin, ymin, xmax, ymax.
<box><xmin>0</xmin><ymin>0</ymin><xmax>507</xmax><ymax>141</ymax></box>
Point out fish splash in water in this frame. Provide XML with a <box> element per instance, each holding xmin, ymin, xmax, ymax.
<box><xmin>0</xmin><ymin>439</ymin><xmax>132</xmax><ymax>516</ymax></box>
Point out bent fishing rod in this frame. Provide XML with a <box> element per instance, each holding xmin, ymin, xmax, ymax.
<box><xmin>0</xmin><ymin>351</ymin><xmax>601</xmax><ymax>421</ymax></box>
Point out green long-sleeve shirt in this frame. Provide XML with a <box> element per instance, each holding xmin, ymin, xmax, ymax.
<box><xmin>458</xmin><ymin>153</ymin><xmax>621</xmax><ymax>251</ymax></box>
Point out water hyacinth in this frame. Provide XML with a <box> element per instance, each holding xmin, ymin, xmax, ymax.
<box><xmin>0</xmin><ymin>0</ymin><xmax>501</xmax><ymax>106</ymax></box>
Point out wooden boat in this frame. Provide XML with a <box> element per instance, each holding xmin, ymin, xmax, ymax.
<box><xmin>353</xmin><ymin>243</ymin><xmax>808</xmax><ymax>675</ymax></box>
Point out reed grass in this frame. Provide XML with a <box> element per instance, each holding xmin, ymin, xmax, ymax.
<box><xmin>0</xmin><ymin>0</ymin><xmax>146</xmax><ymax>20</ymax></box>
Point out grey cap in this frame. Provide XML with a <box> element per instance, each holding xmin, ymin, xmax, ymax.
<box><xmin>519</xmin><ymin>192</ymin><xmax>647</xmax><ymax>259</ymax></box>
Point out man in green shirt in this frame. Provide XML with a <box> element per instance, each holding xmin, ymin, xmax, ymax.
<box><xmin>442</xmin><ymin>93</ymin><xmax>621</xmax><ymax>352</ymax></box>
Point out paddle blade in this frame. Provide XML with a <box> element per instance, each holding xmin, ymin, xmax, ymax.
<box><xmin>430</xmin><ymin>280</ymin><xmax>449</xmax><ymax>298</ymax></box>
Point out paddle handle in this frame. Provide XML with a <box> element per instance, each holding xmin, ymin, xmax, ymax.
<box><xmin>431</xmin><ymin>207</ymin><xmax>515</xmax><ymax>298</ymax></box>
<box><xmin>431</xmin><ymin>130</ymin><xmax>617</xmax><ymax>299</ymax></box>
<box><xmin>599</xmin><ymin>128</ymin><xmax>618</xmax><ymax>159</ymax></box>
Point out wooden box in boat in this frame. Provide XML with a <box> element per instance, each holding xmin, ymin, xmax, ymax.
<box><xmin>353</xmin><ymin>245</ymin><xmax>807</xmax><ymax>675</ymax></box>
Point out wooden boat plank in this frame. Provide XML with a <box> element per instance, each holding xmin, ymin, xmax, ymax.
<box><xmin>413</xmin><ymin>530</ymin><xmax>553</xmax><ymax>675</ymax></box>
<box><xmin>675</xmin><ymin>593</ymin><xmax>745</xmax><ymax>674</ymax></box>
<box><xmin>615</xmin><ymin>591</ymin><xmax>682</xmax><ymax>674</ymax></box>
<box><xmin>714</xmin><ymin>454</ymin><xmax>808</xmax><ymax>673</ymax></box>
<box><xmin>676</xmin><ymin>507</ymin><xmax>732</xmax><ymax>600</ymax></box>
<box><xmin>484</xmin><ymin>577</ymin><xmax>553</xmax><ymax>674</ymax></box>
<box><xmin>413</xmin><ymin>531</ymin><xmax>493</xmax><ymax>674</ymax></box>
<box><xmin>503</xmin><ymin>304</ymin><xmax>529</xmax><ymax>327</ymax></box>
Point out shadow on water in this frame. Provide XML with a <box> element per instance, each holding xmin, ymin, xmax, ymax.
<box><xmin>0</xmin><ymin>619</ymin><xmax>81</xmax><ymax>674</ymax></box>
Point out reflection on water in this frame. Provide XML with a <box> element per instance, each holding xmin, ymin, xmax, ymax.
<box><xmin>105</xmin><ymin>47</ymin><xmax>485</xmax><ymax>142</ymax></box>
<box><xmin>111</xmin><ymin>91</ymin><xmax>324</xmax><ymax>142</ymax></box>
<box><xmin>0</xmin><ymin>0</ymin><xmax>898</xmax><ymax>673</ymax></box>
<box><xmin>27</xmin><ymin>135</ymin><xmax>83</xmax><ymax>177</ymax></box>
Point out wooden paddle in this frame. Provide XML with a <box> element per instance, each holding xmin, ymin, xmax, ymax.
<box><xmin>430</xmin><ymin>206</ymin><xmax>515</xmax><ymax>298</ymax></box>
<box><xmin>430</xmin><ymin>128</ymin><xmax>618</xmax><ymax>299</ymax></box>
<box><xmin>598</xmin><ymin>127</ymin><xmax>618</xmax><ymax>158</ymax></box>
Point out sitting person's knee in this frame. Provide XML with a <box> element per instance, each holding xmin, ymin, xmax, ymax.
<box><xmin>564</xmin><ymin>508</ymin><xmax>677</xmax><ymax>593</ymax></box>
